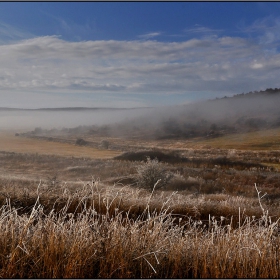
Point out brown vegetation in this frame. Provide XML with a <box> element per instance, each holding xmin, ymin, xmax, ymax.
<box><xmin>0</xmin><ymin>131</ymin><xmax>121</xmax><ymax>159</ymax></box>
<box><xmin>0</xmin><ymin>178</ymin><xmax>280</xmax><ymax>278</ymax></box>
<box><xmin>1</xmin><ymin>128</ymin><xmax>280</xmax><ymax>278</ymax></box>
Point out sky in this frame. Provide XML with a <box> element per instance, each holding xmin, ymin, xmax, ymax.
<box><xmin>1</xmin><ymin>2</ymin><xmax>280</xmax><ymax>108</ymax></box>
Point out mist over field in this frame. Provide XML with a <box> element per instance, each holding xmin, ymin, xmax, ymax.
<box><xmin>2</xmin><ymin>90</ymin><xmax>280</xmax><ymax>138</ymax></box>
<box><xmin>99</xmin><ymin>90</ymin><xmax>280</xmax><ymax>140</ymax></box>
<box><xmin>0</xmin><ymin>107</ymin><xmax>153</xmax><ymax>131</ymax></box>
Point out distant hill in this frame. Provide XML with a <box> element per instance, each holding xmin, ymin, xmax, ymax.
<box><xmin>224</xmin><ymin>87</ymin><xmax>280</xmax><ymax>99</ymax></box>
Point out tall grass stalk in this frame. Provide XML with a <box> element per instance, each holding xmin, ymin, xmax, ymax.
<box><xmin>0</xmin><ymin>181</ymin><xmax>279</xmax><ymax>278</ymax></box>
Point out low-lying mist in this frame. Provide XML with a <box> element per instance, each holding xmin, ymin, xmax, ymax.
<box><xmin>99</xmin><ymin>91</ymin><xmax>280</xmax><ymax>140</ymax></box>
<box><xmin>3</xmin><ymin>90</ymin><xmax>280</xmax><ymax>141</ymax></box>
<box><xmin>0</xmin><ymin>107</ymin><xmax>153</xmax><ymax>131</ymax></box>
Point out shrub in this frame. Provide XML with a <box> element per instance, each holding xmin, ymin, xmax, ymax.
<box><xmin>100</xmin><ymin>140</ymin><xmax>109</xmax><ymax>149</ymax></box>
<box><xmin>136</xmin><ymin>157</ymin><xmax>172</xmax><ymax>190</ymax></box>
<box><xmin>34</xmin><ymin>127</ymin><xmax>43</xmax><ymax>134</ymax></box>
<box><xmin>75</xmin><ymin>138</ymin><xmax>87</xmax><ymax>146</ymax></box>
<box><xmin>114</xmin><ymin>150</ymin><xmax>186</xmax><ymax>164</ymax></box>
<box><xmin>165</xmin><ymin>173</ymin><xmax>187</xmax><ymax>191</ymax></box>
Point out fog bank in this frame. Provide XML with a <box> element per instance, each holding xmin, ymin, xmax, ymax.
<box><xmin>0</xmin><ymin>108</ymin><xmax>153</xmax><ymax>131</ymax></box>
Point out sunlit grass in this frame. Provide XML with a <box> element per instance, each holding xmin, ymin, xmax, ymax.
<box><xmin>0</xmin><ymin>131</ymin><xmax>121</xmax><ymax>159</ymax></box>
<box><xmin>1</xmin><ymin>128</ymin><xmax>280</xmax><ymax>277</ymax></box>
<box><xmin>0</xmin><ymin>179</ymin><xmax>279</xmax><ymax>278</ymax></box>
<box><xmin>187</xmin><ymin>127</ymin><xmax>280</xmax><ymax>150</ymax></box>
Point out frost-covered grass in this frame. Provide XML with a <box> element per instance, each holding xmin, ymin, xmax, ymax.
<box><xmin>1</xmin><ymin>134</ymin><xmax>280</xmax><ymax>278</ymax></box>
<box><xmin>0</xmin><ymin>178</ymin><xmax>280</xmax><ymax>278</ymax></box>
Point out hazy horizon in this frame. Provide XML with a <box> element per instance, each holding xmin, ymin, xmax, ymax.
<box><xmin>1</xmin><ymin>92</ymin><xmax>280</xmax><ymax>132</ymax></box>
<box><xmin>0</xmin><ymin>107</ymin><xmax>155</xmax><ymax>130</ymax></box>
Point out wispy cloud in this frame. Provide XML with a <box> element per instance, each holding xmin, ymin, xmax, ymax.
<box><xmin>185</xmin><ymin>24</ymin><xmax>223</xmax><ymax>36</ymax></box>
<box><xmin>0</xmin><ymin>22</ymin><xmax>34</xmax><ymax>43</ymax></box>
<box><xmin>39</xmin><ymin>10</ymin><xmax>96</xmax><ymax>41</ymax></box>
<box><xmin>240</xmin><ymin>16</ymin><xmax>280</xmax><ymax>53</ymax></box>
<box><xmin>138</xmin><ymin>32</ymin><xmax>162</xmax><ymax>40</ymax></box>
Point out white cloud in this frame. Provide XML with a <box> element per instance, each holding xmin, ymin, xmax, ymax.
<box><xmin>0</xmin><ymin>32</ymin><xmax>280</xmax><ymax>108</ymax></box>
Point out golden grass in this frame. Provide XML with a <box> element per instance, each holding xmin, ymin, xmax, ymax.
<box><xmin>0</xmin><ymin>131</ymin><xmax>121</xmax><ymax>159</ymax></box>
<box><xmin>1</xmin><ymin>126</ymin><xmax>280</xmax><ymax>277</ymax></box>
<box><xmin>81</xmin><ymin>127</ymin><xmax>280</xmax><ymax>152</ymax></box>
<box><xmin>186</xmin><ymin>128</ymin><xmax>280</xmax><ymax>150</ymax></box>
<box><xmin>0</xmin><ymin>180</ymin><xmax>280</xmax><ymax>278</ymax></box>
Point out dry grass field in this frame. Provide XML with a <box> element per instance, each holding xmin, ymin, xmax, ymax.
<box><xmin>16</xmin><ymin>127</ymin><xmax>280</xmax><ymax>154</ymax></box>
<box><xmin>1</xmin><ymin>128</ymin><xmax>280</xmax><ymax>278</ymax></box>
<box><xmin>186</xmin><ymin>127</ymin><xmax>280</xmax><ymax>150</ymax></box>
<box><xmin>0</xmin><ymin>131</ymin><xmax>121</xmax><ymax>159</ymax></box>
<box><xmin>123</xmin><ymin>127</ymin><xmax>280</xmax><ymax>151</ymax></box>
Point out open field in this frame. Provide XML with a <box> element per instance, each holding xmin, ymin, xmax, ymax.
<box><xmin>1</xmin><ymin>128</ymin><xmax>280</xmax><ymax>277</ymax></box>
<box><xmin>119</xmin><ymin>127</ymin><xmax>280</xmax><ymax>151</ymax></box>
<box><xmin>0</xmin><ymin>131</ymin><xmax>121</xmax><ymax>159</ymax></box>
<box><xmin>186</xmin><ymin>127</ymin><xmax>280</xmax><ymax>150</ymax></box>
<box><xmin>15</xmin><ymin>126</ymin><xmax>280</xmax><ymax>152</ymax></box>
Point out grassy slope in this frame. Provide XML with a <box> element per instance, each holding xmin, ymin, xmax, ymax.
<box><xmin>184</xmin><ymin>127</ymin><xmax>280</xmax><ymax>150</ymax></box>
<box><xmin>0</xmin><ymin>131</ymin><xmax>121</xmax><ymax>159</ymax></box>
<box><xmin>107</xmin><ymin>127</ymin><xmax>280</xmax><ymax>153</ymax></box>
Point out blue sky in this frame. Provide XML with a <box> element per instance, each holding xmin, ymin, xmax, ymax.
<box><xmin>1</xmin><ymin>2</ymin><xmax>280</xmax><ymax>108</ymax></box>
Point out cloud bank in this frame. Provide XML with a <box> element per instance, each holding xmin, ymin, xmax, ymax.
<box><xmin>0</xmin><ymin>20</ymin><xmax>280</xmax><ymax>108</ymax></box>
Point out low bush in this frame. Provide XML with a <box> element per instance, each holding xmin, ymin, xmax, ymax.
<box><xmin>114</xmin><ymin>150</ymin><xmax>185</xmax><ymax>163</ymax></box>
<box><xmin>165</xmin><ymin>173</ymin><xmax>187</xmax><ymax>191</ymax></box>
<box><xmin>75</xmin><ymin>138</ymin><xmax>88</xmax><ymax>146</ymax></box>
<box><xmin>100</xmin><ymin>140</ymin><xmax>109</xmax><ymax>149</ymax></box>
<box><xmin>136</xmin><ymin>157</ymin><xmax>172</xmax><ymax>190</ymax></box>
